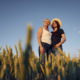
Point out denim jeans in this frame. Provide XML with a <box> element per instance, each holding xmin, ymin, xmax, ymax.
<box><xmin>48</xmin><ymin>46</ymin><xmax>63</xmax><ymax>61</ymax></box>
<box><xmin>52</xmin><ymin>46</ymin><xmax>63</xmax><ymax>56</ymax></box>
<box><xmin>38</xmin><ymin>42</ymin><xmax>51</xmax><ymax>77</ymax></box>
<box><xmin>38</xmin><ymin>42</ymin><xmax>51</xmax><ymax>63</ymax></box>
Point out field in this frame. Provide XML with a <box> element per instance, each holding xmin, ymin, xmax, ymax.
<box><xmin>0</xmin><ymin>25</ymin><xmax>80</xmax><ymax>80</ymax></box>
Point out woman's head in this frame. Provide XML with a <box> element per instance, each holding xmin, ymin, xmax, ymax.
<box><xmin>52</xmin><ymin>20</ymin><xmax>60</xmax><ymax>30</ymax></box>
<box><xmin>51</xmin><ymin>18</ymin><xmax>62</xmax><ymax>30</ymax></box>
<box><xmin>43</xmin><ymin>19</ymin><xmax>50</xmax><ymax>27</ymax></box>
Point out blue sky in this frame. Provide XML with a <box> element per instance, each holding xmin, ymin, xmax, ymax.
<box><xmin>0</xmin><ymin>0</ymin><xmax>80</xmax><ymax>59</ymax></box>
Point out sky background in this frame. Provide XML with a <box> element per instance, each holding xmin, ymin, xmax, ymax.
<box><xmin>0</xmin><ymin>0</ymin><xmax>80</xmax><ymax>59</ymax></box>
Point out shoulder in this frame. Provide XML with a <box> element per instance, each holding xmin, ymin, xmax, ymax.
<box><xmin>38</xmin><ymin>27</ymin><xmax>43</xmax><ymax>31</ymax></box>
<box><xmin>59</xmin><ymin>28</ymin><xmax>64</xmax><ymax>31</ymax></box>
<box><xmin>39</xmin><ymin>27</ymin><xmax>43</xmax><ymax>30</ymax></box>
<box><xmin>38</xmin><ymin>27</ymin><xmax>43</xmax><ymax>33</ymax></box>
<box><xmin>59</xmin><ymin>28</ymin><xmax>65</xmax><ymax>34</ymax></box>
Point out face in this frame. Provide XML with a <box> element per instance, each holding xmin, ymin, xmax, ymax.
<box><xmin>52</xmin><ymin>21</ymin><xmax>57</xmax><ymax>28</ymax></box>
<box><xmin>43</xmin><ymin>20</ymin><xmax>50</xmax><ymax>27</ymax></box>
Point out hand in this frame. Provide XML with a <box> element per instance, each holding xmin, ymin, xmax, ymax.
<box><xmin>40</xmin><ymin>46</ymin><xmax>45</xmax><ymax>54</ymax></box>
<box><xmin>54</xmin><ymin>43</ymin><xmax>60</xmax><ymax>48</ymax></box>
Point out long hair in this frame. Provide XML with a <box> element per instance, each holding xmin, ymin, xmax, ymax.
<box><xmin>52</xmin><ymin>21</ymin><xmax>60</xmax><ymax>36</ymax></box>
<box><xmin>52</xmin><ymin>20</ymin><xmax>60</xmax><ymax>30</ymax></box>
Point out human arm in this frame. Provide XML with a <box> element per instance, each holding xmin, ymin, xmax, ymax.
<box><xmin>37</xmin><ymin>27</ymin><xmax>44</xmax><ymax>54</ymax></box>
<box><xmin>55</xmin><ymin>34</ymin><xmax>66</xmax><ymax>48</ymax></box>
<box><xmin>55</xmin><ymin>29</ymin><xmax>66</xmax><ymax>48</ymax></box>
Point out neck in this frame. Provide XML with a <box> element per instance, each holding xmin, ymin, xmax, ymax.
<box><xmin>43</xmin><ymin>26</ymin><xmax>48</xmax><ymax>30</ymax></box>
<box><xmin>54</xmin><ymin>27</ymin><xmax>58</xmax><ymax>31</ymax></box>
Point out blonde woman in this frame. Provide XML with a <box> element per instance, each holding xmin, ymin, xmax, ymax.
<box><xmin>37</xmin><ymin>19</ymin><xmax>52</xmax><ymax>62</ymax></box>
<box><xmin>37</xmin><ymin>19</ymin><xmax>52</xmax><ymax>79</ymax></box>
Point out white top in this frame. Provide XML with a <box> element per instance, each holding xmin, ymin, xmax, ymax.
<box><xmin>41</xmin><ymin>28</ymin><xmax>52</xmax><ymax>45</ymax></box>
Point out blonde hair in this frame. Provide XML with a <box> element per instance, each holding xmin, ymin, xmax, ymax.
<box><xmin>44</xmin><ymin>19</ymin><xmax>50</xmax><ymax>25</ymax></box>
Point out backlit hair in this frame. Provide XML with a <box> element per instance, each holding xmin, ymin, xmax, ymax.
<box><xmin>44</xmin><ymin>19</ymin><xmax>50</xmax><ymax>25</ymax></box>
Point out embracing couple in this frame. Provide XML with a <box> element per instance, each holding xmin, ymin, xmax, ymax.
<box><xmin>37</xmin><ymin>18</ymin><xmax>66</xmax><ymax>63</ymax></box>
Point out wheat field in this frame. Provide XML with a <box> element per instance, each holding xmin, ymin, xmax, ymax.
<box><xmin>0</xmin><ymin>25</ymin><xmax>80</xmax><ymax>80</ymax></box>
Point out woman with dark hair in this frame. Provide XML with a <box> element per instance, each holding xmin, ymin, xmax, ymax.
<box><xmin>50</xmin><ymin>18</ymin><xmax>66</xmax><ymax>56</ymax></box>
<box><xmin>48</xmin><ymin>18</ymin><xmax>66</xmax><ymax>80</ymax></box>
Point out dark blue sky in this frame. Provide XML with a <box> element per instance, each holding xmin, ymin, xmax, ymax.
<box><xmin>0</xmin><ymin>0</ymin><xmax>80</xmax><ymax>59</ymax></box>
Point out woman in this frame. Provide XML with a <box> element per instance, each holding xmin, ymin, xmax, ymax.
<box><xmin>50</xmin><ymin>18</ymin><xmax>66</xmax><ymax>57</ymax></box>
<box><xmin>48</xmin><ymin>18</ymin><xmax>66</xmax><ymax>80</ymax></box>
<box><xmin>37</xmin><ymin>19</ymin><xmax>52</xmax><ymax>79</ymax></box>
<box><xmin>37</xmin><ymin>19</ymin><xmax>52</xmax><ymax>62</ymax></box>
